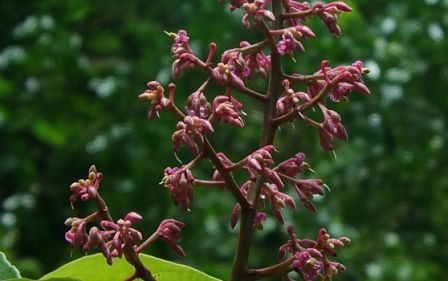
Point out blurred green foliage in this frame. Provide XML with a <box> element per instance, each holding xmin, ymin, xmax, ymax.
<box><xmin>1</xmin><ymin>0</ymin><xmax>447</xmax><ymax>280</ymax></box>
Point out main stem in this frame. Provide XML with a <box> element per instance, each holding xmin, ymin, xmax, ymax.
<box><xmin>230</xmin><ymin>1</ymin><xmax>283</xmax><ymax>280</ymax></box>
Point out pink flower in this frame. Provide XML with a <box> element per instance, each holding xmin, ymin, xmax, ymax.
<box><xmin>65</xmin><ymin>218</ymin><xmax>88</xmax><ymax>249</ymax></box>
<box><xmin>292</xmin><ymin>249</ymin><xmax>324</xmax><ymax>281</ymax></box>
<box><xmin>261</xmin><ymin>183</ymin><xmax>296</xmax><ymax>224</ymax></box>
<box><xmin>84</xmin><ymin>226</ymin><xmax>113</xmax><ymax>264</ymax></box>
<box><xmin>276</xmin><ymin>152</ymin><xmax>307</xmax><ymax>177</ymax></box>
<box><xmin>322</xmin><ymin>109</ymin><xmax>347</xmax><ymax>141</ymax></box>
<box><xmin>213</xmin><ymin>95</ymin><xmax>245</xmax><ymax>128</ymax></box>
<box><xmin>312</xmin><ymin>2</ymin><xmax>353</xmax><ymax>36</ymax></box>
<box><xmin>253</xmin><ymin>211</ymin><xmax>267</xmax><ymax>230</ymax></box>
<box><xmin>316</xmin><ymin>228</ymin><xmax>350</xmax><ymax>256</ymax></box>
<box><xmin>246</xmin><ymin>145</ymin><xmax>276</xmax><ymax>181</ymax></box>
<box><xmin>308</xmin><ymin>60</ymin><xmax>370</xmax><ymax>102</ymax></box>
<box><xmin>276</xmin><ymin>79</ymin><xmax>311</xmax><ymax>116</ymax></box>
<box><xmin>211</xmin><ymin>62</ymin><xmax>245</xmax><ymax>89</ymax></box>
<box><xmin>221</xmin><ymin>41</ymin><xmax>271</xmax><ymax>79</ymax></box>
<box><xmin>172</xmin><ymin>115</ymin><xmax>214</xmax><ymax>155</ymax></box>
<box><xmin>241</xmin><ymin>0</ymin><xmax>274</xmax><ymax>28</ymax></box>
<box><xmin>167</xmin><ymin>29</ymin><xmax>191</xmax><ymax>59</ymax></box>
<box><xmin>163</xmin><ymin>167</ymin><xmax>195</xmax><ymax>211</ymax></box>
<box><xmin>138</xmin><ymin>81</ymin><xmax>170</xmax><ymax>120</ymax></box>
<box><xmin>293</xmin><ymin>179</ymin><xmax>325</xmax><ymax>212</ymax></box>
<box><xmin>100</xmin><ymin>212</ymin><xmax>143</xmax><ymax>259</ymax></box>
<box><xmin>157</xmin><ymin>219</ymin><xmax>186</xmax><ymax>257</ymax></box>
<box><xmin>276</xmin><ymin>25</ymin><xmax>315</xmax><ymax>55</ymax></box>
<box><xmin>166</xmin><ymin>30</ymin><xmax>198</xmax><ymax>78</ymax></box>
<box><xmin>185</xmin><ymin>90</ymin><xmax>212</xmax><ymax>119</ymax></box>
<box><xmin>69</xmin><ymin>165</ymin><xmax>102</xmax><ymax>204</ymax></box>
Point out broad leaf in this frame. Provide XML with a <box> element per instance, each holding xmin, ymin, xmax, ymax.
<box><xmin>40</xmin><ymin>254</ymin><xmax>222</xmax><ymax>281</ymax></box>
<box><xmin>0</xmin><ymin>251</ymin><xmax>20</xmax><ymax>280</ymax></box>
<box><xmin>3</xmin><ymin>277</ymin><xmax>80</xmax><ymax>281</ymax></box>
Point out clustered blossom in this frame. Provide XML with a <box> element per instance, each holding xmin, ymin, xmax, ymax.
<box><xmin>276</xmin><ymin>79</ymin><xmax>311</xmax><ymax>116</ymax></box>
<box><xmin>100</xmin><ymin>212</ymin><xmax>143</xmax><ymax>259</ymax></box>
<box><xmin>163</xmin><ymin>167</ymin><xmax>195</xmax><ymax>211</ymax></box>
<box><xmin>65</xmin><ymin>212</ymin><xmax>144</xmax><ymax>265</ymax></box>
<box><xmin>278</xmin><ymin>226</ymin><xmax>350</xmax><ymax>281</ymax></box>
<box><xmin>292</xmin><ymin>249</ymin><xmax>324</xmax><ymax>281</ymax></box>
<box><xmin>211</xmin><ymin>62</ymin><xmax>246</xmax><ymax>90</ymax></box>
<box><xmin>138</xmin><ymin>81</ymin><xmax>170</xmax><ymax>120</ymax></box>
<box><xmin>172</xmin><ymin>115</ymin><xmax>214</xmax><ymax>155</ymax></box>
<box><xmin>213</xmin><ymin>95</ymin><xmax>245</xmax><ymax>128</ymax></box>
<box><xmin>157</xmin><ymin>219</ymin><xmax>186</xmax><ymax>257</ymax></box>
<box><xmin>241</xmin><ymin>0</ymin><xmax>275</xmax><ymax>28</ymax></box>
<box><xmin>64</xmin><ymin>0</ymin><xmax>371</xmax><ymax>279</ymax></box>
<box><xmin>69</xmin><ymin>165</ymin><xmax>102</xmax><ymax>204</ymax></box>
<box><xmin>166</xmin><ymin>30</ymin><xmax>198</xmax><ymax>79</ymax></box>
<box><xmin>221</xmin><ymin>41</ymin><xmax>271</xmax><ymax>80</ymax></box>
<box><xmin>261</xmin><ymin>183</ymin><xmax>296</xmax><ymax>224</ymax></box>
<box><xmin>185</xmin><ymin>90</ymin><xmax>212</xmax><ymax>119</ymax></box>
<box><xmin>318</xmin><ymin>108</ymin><xmax>347</xmax><ymax>152</ymax></box>
<box><xmin>240</xmin><ymin>41</ymin><xmax>271</xmax><ymax>78</ymax></box>
<box><xmin>311</xmin><ymin>2</ymin><xmax>353</xmax><ymax>36</ymax></box>
<box><xmin>276</xmin><ymin>25</ymin><xmax>315</xmax><ymax>55</ymax></box>
<box><xmin>308</xmin><ymin>60</ymin><xmax>370</xmax><ymax>102</ymax></box>
<box><xmin>246</xmin><ymin>145</ymin><xmax>277</xmax><ymax>181</ymax></box>
<box><xmin>65</xmin><ymin>218</ymin><xmax>88</xmax><ymax>249</ymax></box>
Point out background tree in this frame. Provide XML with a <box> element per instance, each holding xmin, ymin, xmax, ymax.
<box><xmin>0</xmin><ymin>0</ymin><xmax>447</xmax><ymax>280</ymax></box>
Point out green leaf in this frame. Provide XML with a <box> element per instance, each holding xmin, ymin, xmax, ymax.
<box><xmin>0</xmin><ymin>251</ymin><xmax>21</xmax><ymax>280</ymax></box>
<box><xmin>3</xmin><ymin>277</ymin><xmax>80</xmax><ymax>281</ymax></box>
<box><xmin>40</xmin><ymin>254</ymin><xmax>222</xmax><ymax>281</ymax></box>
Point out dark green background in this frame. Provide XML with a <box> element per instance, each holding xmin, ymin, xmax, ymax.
<box><xmin>1</xmin><ymin>1</ymin><xmax>447</xmax><ymax>280</ymax></box>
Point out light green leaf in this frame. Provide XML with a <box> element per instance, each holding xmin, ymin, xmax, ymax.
<box><xmin>3</xmin><ymin>277</ymin><xmax>80</xmax><ymax>281</ymax></box>
<box><xmin>40</xmin><ymin>254</ymin><xmax>222</xmax><ymax>281</ymax></box>
<box><xmin>0</xmin><ymin>251</ymin><xmax>21</xmax><ymax>280</ymax></box>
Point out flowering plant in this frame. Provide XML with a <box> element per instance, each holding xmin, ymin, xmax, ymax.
<box><xmin>62</xmin><ymin>1</ymin><xmax>370</xmax><ymax>281</ymax></box>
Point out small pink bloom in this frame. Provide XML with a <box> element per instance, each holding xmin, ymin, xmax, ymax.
<box><xmin>293</xmin><ymin>179</ymin><xmax>325</xmax><ymax>212</ymax></box>
<box><xmin>172</xmin><ymin>116</ymin><xmax>214</xmax><ymax>155</ymax></box>
<box><xmin>292</xmin><ymin>249</ymin><xmax>324</xmax><ymax>281</ymax></box>
<box><xmin>163</xmin><ymin>167</ymin><xmax>195</xmax><ymax>211</ymax></box>
<box><xmin>157</xmin><ymin>219</ymin><xmax>186</xmax><ymax>257</ymax></box>
<box><xmin>65</xmin><ymin>219</ymin><xmax>88</xmax><ymax>249</ymax></box>
<box><xmin>246</xmin><ymin>145</ymin><xmax>276</xmax><ymax>181</ymax></box>
<box><xmin>276</xmin><ymin>79</ymin><xmax>311</xmax><ymax>116</ymax></box>
<box><xmin>69</xmin><ymin>165</ymin><xmax>102</xmax><ymax>204</ymax></box>
<box><xmin>316</xmin><ymin>228</ymin><xmax>350</xmax><ymax>256</ymax></box>
<box><xmin>213</xmin><ymin>95</ymin><xmax>245</xmax><ymax>128</ymax></box>
<box><xmin>138</xmin><ymin>81</ymin><xmax>170</xmax><ymax>120</ymax></box>
<box><xmin>261</xmin><ymin>183</ymin><xmax>296</xmax><ymax>224</ymax></box>
<box><xmin>322</xmin><ymin>109</ymin><xmax>348</xmax><ymax>140</ymax></box>
<box><xmin>100</xmin><ymin>213</ymin><xmax>143</xmax><ymax>259</ymax></box>
<box><xmin>212</xmin><ymin>62</ymin><xmax>246</xmax><ymax>89</ymax></box>
<box><xmin>185</xmin><ymin>90</ymin><xmax>212</xmax><ymax>119</ymax></box>
<box><xmin>276</xmin><ymin>152</ymin><xmax>306</xmax><ymax>177</ymax></box>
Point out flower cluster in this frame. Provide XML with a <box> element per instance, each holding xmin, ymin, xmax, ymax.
<box><xmin>309</xmin><ymin>60</ymin><xmax>370</xmax><ymax>102</ymax></box>
<box><xmin>65</xmin><ymin>1</ymin><xmax>371</xmax><ymax>280</ymax></box>
<box><xmin>157</xmin><ymin>219</ymin><xmax>186</xmax><ymax>257</ymax></box>
<box><xmin>69</xmin><ymin>165</ymin><xmax>102</xmax><ymax>205</ymax></box>
<box><xmin>162</xmin><ymin>167</ymin><xmax>195</xmax><ymax>211</ymax></box>
<box><xmin>65</xmin><ymin>166</ymin><xmax>186</xmax><ymax>279</ymax></box>
<box><xmin>138</xmin><ymin>81</ymin><xmax>171</xmax><ymax>120</ymax></box>
<box><xmin>65</xmin><ymin>212</ymin><xmax>143</xmax><ymax>265</ymax></box>
<box><xmin>213</xmin><ymin>95</ymin><xmax>245</xmax><ymax>128</ymax></box>
<box><xmin>172</xmin><ymin>115</ymin><xmax>214</xmax><ymax>154</ymax></box>
<box><xmin>278</xmin><ymin>225</ymin><xmax>350</xmax><ymax>281</ymax></box>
